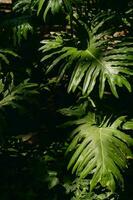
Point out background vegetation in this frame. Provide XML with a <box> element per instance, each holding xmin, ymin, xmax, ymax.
<box><xmin>0</xmin><ymin>0</ymin><xmax>133</xmax><ymax>199</ymax></box>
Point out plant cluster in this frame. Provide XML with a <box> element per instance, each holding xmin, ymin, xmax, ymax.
<box><xmin>0</xmin><ymin>0</ymin><xmax>133</xmax><ymax>199</ymax></box>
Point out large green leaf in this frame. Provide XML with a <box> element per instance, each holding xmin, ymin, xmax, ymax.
<box><xmin>66</xmin><ymin>114</ymin><xmax>133</xmax><ymax>192</ymax></box>
<box><xmin>40</xmin><ymin>13</ymin><xmax>133</xmax><ymax>98</ymax></box>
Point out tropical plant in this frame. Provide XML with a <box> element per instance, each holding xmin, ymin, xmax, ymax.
<box><xmin>0</xmin><ymin>0</ymin><xmax>133</xmax><ymax>199</ymax></box>
<box><xmin>0</xmin><ymin>0</ymin><xmax>38</xmax><ymax>48</ymax></box>
<box><xmin>39</xmin><ymin>0</ymin><xmax>133</xmax><ymax>198</ymax></box>
<box><xmin>65</xmin><ymin>113</ymin><xmax>133</xmax><ymax>191</ymax></box>
<box><xmin>37</xmin><ymin>0</ymin><xmax>73</xmax><ymax>20</ymax></box>
<box><xmin>12</xmin><ymin>22</ymin><xmax>33</xmax><ymax>45</ymax></box>
<box><xmin>64</xmin><ymin>177</ymin><xmax>119</xmax><ymax>200</ymax></box>
<box><xmin>0</xmin><ymin>49</ymin><xmax>18</xmax><ymax>65</ymax></box>
<box><xmin>0</xmin><ymin>81</ymin><xmax>39</xmax><ymax>108</ymax></box>
<box><xmin>13</xmin><ymin>0</ymin><xmax>38</xmax><ymax>14</ymax></box>
<box><xmin>40</xmin><ymin>12</ymin><xmax>133</xmax><ymax>98</ymax></box>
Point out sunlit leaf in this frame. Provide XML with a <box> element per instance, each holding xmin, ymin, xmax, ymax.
<box><xmin>40</xmin><ymin>12</ymin><xmax>133</xmax><ymax>98</ymax></box>
<box><xmin>66</xmin><ymin>114</ymin><xmax>133</xmax><ymax>192</ymax></box>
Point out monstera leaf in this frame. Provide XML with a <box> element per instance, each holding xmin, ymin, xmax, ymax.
<box><xmin>40</xmin><ymin>13</ymin><xmax>133</xmax><ymax>98</ymax></box>
<box><xmin>66</xmin><ymin>113</ymin><xmax>133</xmax><ymax>192</ymax></box>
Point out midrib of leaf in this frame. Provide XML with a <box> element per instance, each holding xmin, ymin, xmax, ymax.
<box><xmin>86</xmin><ymin>49</ymin><xmax>103</xmax><ymax>67</ymax></box>
<box><xmin>99</xmin><ymin>128</ymin><xmax>106</xmax><ymax>175</ymax></box>
<box><xmin>86</xmin><ymin>49</ymin><xmax>118</xmax><ymax>78</ymax></box>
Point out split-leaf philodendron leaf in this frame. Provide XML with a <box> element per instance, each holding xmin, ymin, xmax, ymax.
<box><xmin>66</xmin><ymin>114</ymin><xmax>133</xmax><ymax>192</ymax></box>
<box><xmin>40</xmin><ymin>13</ymin><xmax>133</xmax><ymax>98</ymax></box>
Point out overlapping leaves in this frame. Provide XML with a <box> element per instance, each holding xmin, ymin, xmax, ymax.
<box><xmin>0</xmin><ymin>49</ymin><xmax>18</xmax><ymax>65</ymax></box>
<box><xmin>37</xmin><ymin>0</ymin><xmax>65</xmax><ymax>20</ymax></box>
<box><xmin>13</xmin><ymin>0</ymin><xmax>38</xmax><ymax>14</ymax></box>
<box><xmin>40</xmin><ymin>13</ymin><xmax>133</xmax><ymax>98</ymax></box>
<box><xmin>65</xmin><ymin>113</ymin><xmax>133</xmax><ymax>192</ymax></box>
<box><xmin>13</xmin><ymin>23</ymin><xmax>33</xmax><ymax>46</ymax></box>
<box><xmin>0</xmin><ymin>81</ymin><xmax>39</xmax><ymax>108</ymax></box>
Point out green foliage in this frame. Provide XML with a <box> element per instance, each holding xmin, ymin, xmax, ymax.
<box><xmin>0</xmin><ymin>0</ymin><xmax>133</xmax><ymax>199</ymax></box>
<box><xmin>12</xmin><ymin>0</ymin><xmax>35</xmax><ymax>46</ymax></box>
<box><xmin>13</xmin><ymin>0</ymin><xmax>38</xmax><ymax>14</ymax></box>
<box><xmin>12</xmin><ymin>22</ymin><xmax>33</xmax><ymax>46</ymax></box>
<box><xmin>40</xmin><ymin>13</ymin><xmax>133</xmax><ymax>98</ymax></box>
<box><xmin>0</xmin><ymin>49</ymin><xmax>18</xmax><ymax>65</ymax></box>
<box><xmin>61</xmin><ymin>109</ymin><xmax>133</xmax><ymax>192</ymax></box>
<box><xmin>0</xmin><ymin>49</ymin><xmax>18</xmax><ymax>93</ymax></box>
<box><xmin>37</xmin><ymin>0</ymin><xmax>73</xmax><ymax>21</ymax></box>
<box><xmin>64</xmin><ymin>177</ymin><xmax>118</xmax><ymax>200</ymax></box>
<box><xmin>38</xmin><ymin>0</ymin><xmax>63</xmax><ymax>20</ymax></box>
<box><xmin>0</xmin><ymin>81</ymin><xmax>39</xmax><ymax>108</ymax></box>
<box><xmin>122</xmin><ymin>8</ymin><xmax>133</xmax><ymax>28</ymax></box>
<box><xmin>123</xmin><ymin>119</ymin><xmax>133</xmax><ymax>130</ymax></box>
<box><xmin>0</xmin><ymin>0</ymin><xmax>36</xmax><ymax>48</ymax></box>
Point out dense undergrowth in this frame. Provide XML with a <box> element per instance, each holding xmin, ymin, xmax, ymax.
<box><xmin>0</xmin><ymin>0</ymin><xmax>133</xmax><ymax>199</ymax></box>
